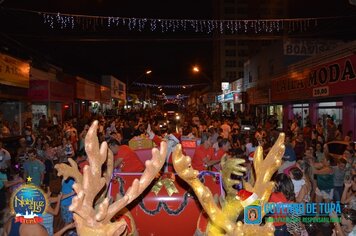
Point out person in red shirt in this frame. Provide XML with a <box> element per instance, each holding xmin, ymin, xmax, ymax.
<box><xmin>208</xmin><ymin>138</ymin><xmax>231</xmax><ymax>171</ymax></box>
<box><xmin>76</xmin><ymin>150</ymin><xmax>89</xmax><ymax>174</ymax></box>
<box><xmin>268</xmin><ymin>173</ymin><xmax>296</xmax><ymax>236</ymax></box>
<box><xmin>191</xmin><ymin>132</ymin><xmax>215</xmax><ymax>171</ymax></box>
<box><xmin>108</xmin><ymin>139</ymin><xmax>145</xmax><ymax>173</ymax></box>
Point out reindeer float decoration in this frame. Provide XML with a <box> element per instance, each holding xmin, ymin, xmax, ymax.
<box><xmin>55</xmin><ymin>120</ymin><xmax>167</xmax><ymax>236</ymax></box>
<box><xmin>172</xmin><ymin>133</ymin><xmax>286</xmax><ymax>236</ymax></box>
<box><xmin>56</xmin><ymin>120</ymin><xmax>285</xmax><ymax>236</ymax></box>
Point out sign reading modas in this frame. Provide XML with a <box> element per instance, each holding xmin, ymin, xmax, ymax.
<box><xmin>271</xmin><ymin>54</ymin><xmax>356</xmax><ymax>102</ymax></box>
<box><xmin>0</xmin><ymin>54</ymin><xmax>30</xmax><ymax>88</ymax></box>
<box><xmin>10</xmin><ymin>180</ymin><xmax>48</xmax><ymax>224</ymax></box>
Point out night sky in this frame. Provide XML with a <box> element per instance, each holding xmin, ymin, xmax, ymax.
<box><xmin>0</xmin><ymin>0</ymin><xmax>355</xmax><ymax>91</ymax></box>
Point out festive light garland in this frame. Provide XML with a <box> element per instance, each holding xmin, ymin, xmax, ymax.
<box><xmin>153</xmin><ymin>94</ymin><xmax>189</xmax><ymax>99</ymax></box>
<box><xmin>41</xmin><ymin>13</ymin><xmax>318</xmax><ymax>33</ymax></box>
<box><xmin>133</xmin><ymin>82</ymin><xmax>206</xmax><ymax>88</ymax></box>
<box><xmin>4</xmin><ymin>7</ymin><xmax>356</xmax><ymax>37</ymax></box>
<box><xmin>8</xmin><ymin>7</ymin><xmax>353</xmax><ymax>34</ymax></box>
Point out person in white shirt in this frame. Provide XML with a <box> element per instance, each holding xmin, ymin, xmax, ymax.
<box><xmin>0</xmin><ymin>141</ymin><xmax>11</xmax><ymax>171</ymax></box>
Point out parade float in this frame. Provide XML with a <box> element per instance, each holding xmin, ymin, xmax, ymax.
<box><xmin>55</xmin><ymin>120</ymin><xmax>285</xmax><ymax>236</ymax></box>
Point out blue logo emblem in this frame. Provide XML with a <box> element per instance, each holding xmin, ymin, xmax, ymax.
<box><xmin>244</xmin><ymin>205</ymin><xmax>262</xmax><ymax>225</ymax></box>
<box><xmin>10</xmin><ymin>179</ymin><xmax>48</xmax><ymax>224</ymax></box>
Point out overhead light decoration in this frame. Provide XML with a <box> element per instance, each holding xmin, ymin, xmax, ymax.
<box><xmin>133</xmin><ymin>82</ymin><xmax>206</xmax><ymax>88</ymax></box>
<box><xmin>41</xmin><ymin>13</ymin><xmax>322</xmax><ymax>33</ymax></box>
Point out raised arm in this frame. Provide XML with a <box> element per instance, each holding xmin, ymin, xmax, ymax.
<box><xmin>341</xmin><ymin>181</ymin><xmax>352</xmax><ymax>204</ymax></box>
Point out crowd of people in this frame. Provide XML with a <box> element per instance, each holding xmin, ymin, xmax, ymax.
<box><xmin>0</xmin><ymin>107</ymin><xmax>355</xmax><ymax>236</ymax></box>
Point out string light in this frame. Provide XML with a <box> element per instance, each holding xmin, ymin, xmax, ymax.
<box><xmin>154</xmin><ymin>94</ymin><xmax>189</xmax><ymax>100</ymax></box>
<box><xmin>5</xmin><ymin>7</ymin><xmax>354</xmax><ymax>35</ymax></box>
<box><xmin>132</xmin><ymin>82</ymin><xmax>207</xmax><ymax>88</ymax></box>
<box><xmin>35</xmin><ymin>12</ymin><xmax>328</xmax><ymax>33</ymax></box>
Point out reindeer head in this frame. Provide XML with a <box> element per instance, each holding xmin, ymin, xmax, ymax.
<box><xmin>55</xmin><ymin>120</ymin><xmax>167</xmax><ymax>236</ymax></box>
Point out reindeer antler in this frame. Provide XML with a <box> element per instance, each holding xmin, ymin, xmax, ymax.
<box><xmin>173</xmin><ymin>133</ymin><xmax>286</xmax><ymax>236</ymax></box>
<box><xmin>103</xmin><ymin>142</ymin><xmax>167</xmax><ymax>222</ymax></box>
<box><xmin>221</xmin><ymin>156</ymin><xmax>246</xmax><ymax>198</ymax></box>
<box><xmin>56</xmin><ymin>120</ymin><xmax>167</xmax><ymax>236</ymax></box>
<box><xmin>219</xmin><ymin>156</ymin><xmax>246</xmax><ymax>223</ymax></box>
<box><xmin>56</xmin><ymin>158</ymin><xmax>83</xmax><ymax>184</ymax></box>
<box><xmin>244</xmin><ymin>133</ymin><xmax>285</xmax><ymax>216</ymax></box>
<box><xmin>173</xmin><ymin>144</ymin><xmax>236</xmax><ymax>235</ymax></box>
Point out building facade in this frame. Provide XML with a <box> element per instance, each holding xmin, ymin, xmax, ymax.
<box><xmin>271</xmin><ymin>41</ymin><xmax>356</xmax><ymax>139</ymax></box>
<box><xmin>212</xmin><ymin>0</ymin><xmax>288</xmax><ymax>91</ymax></box>
<box><xmin>0</xmin><ymin>53</ymin><xmax>30</xmax><ymax>136</ymax></box>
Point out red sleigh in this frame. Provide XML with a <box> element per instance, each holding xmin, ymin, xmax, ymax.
<box><xmin>109</xmin><ymin>170</ymin><xmax>223</xmax><ymax>235</ymax></box>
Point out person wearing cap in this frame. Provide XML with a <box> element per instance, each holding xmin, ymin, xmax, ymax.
<box><xmin>108</xmin><ymin>138</ymin><xmax>144</xmax><ymax>173</ymax></box>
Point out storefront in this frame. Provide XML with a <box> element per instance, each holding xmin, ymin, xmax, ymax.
<box><xmin>216</xmin><ymin>82</ymin><xmax>237</xmax><ymax>112</ymax></box>
<box><xmin>271</xmin><ymin>47</ymin><xmax>356</xmax><ymax>138</ymax></box>
<box><xmin>75</xmin><ymin>77</ymin><xmax>101</xmax><ymax>116</ymax></box>
<box><xmin>291</xmin><ymin>103</ymin><xmax>309</xmax><ymax>128</ymax></box>
<box><xmin>246</xmin><ymin>87</ymin><xmax>273</xmax><ymax>126</ymax></box>
<box><xmin>0</xmin><ymin>53</ymin><xmax>30</xmax><ymax>136</ymax></box>
<box><xmin>29</xmin><ymin>79</ymin><xmax>74</xmax><ymax>127</ymax></box>
<box><xmin>102</xmin><ymin>75</ymin><xmax>126</xmax><ymax>110</ymax></box>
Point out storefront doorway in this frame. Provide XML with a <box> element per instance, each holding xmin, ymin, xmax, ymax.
<box><xmin>317</xmin><ymin>102</ymin><xmax>343</xmax><ymax>127</ymax></box>
<box><xmin>32</xmin><ymin>104</ymin><xmax>47</xmax><ymax>130</ymax></box>
<box><xmin>268</xmin><ymin>105</ymin><xmax>283</xmax><ymax>129</ymax></box>
<box><xmin>292</xmin><ymin>104</ymin><xmax>309</xmax><ymax>128</ymax></box>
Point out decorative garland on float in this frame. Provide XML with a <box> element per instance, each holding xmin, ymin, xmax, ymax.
<box><xmin>114</xmin><ymin>172</ymin><xmax>221</xmax><ymax>216</ymax></box>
